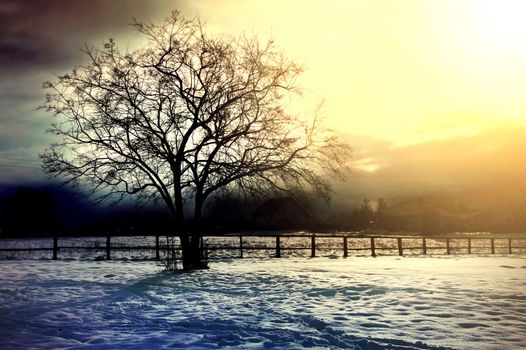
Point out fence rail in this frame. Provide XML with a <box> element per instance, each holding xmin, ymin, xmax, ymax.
<box><xmin>1</xmin><ymin>234</ymin><xmax>526</xmax><ymax>260</ymax></box>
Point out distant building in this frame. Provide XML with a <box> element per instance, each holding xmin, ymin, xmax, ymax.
<box><xmin>252</xmin><ymin>197</ymin><xmax>314</xmax><ymax>229</ymax></box>
<box><xmin>464</xmin><ymin>205</ymin><xmax>526</xmax><ymax>233</ymax></box>
<box><xmin>382</xmin><ymin>199</ymin><xmax>466</xmax><ymax>234</ymax></box>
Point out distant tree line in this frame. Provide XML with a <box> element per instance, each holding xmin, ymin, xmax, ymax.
<box><xmin>0</xmin><ymin>187</ymin><xmax>60</xmax><ymax>236</ymax></box>
<box><xmin>328</xmin><ymin>198</ymin><xmax>386</xmax><ymax>231</ymax></box>
<box><xmin>3</xmin><ymin>187</ymin><xmax>526</xmax><ymax>237</ymax></box>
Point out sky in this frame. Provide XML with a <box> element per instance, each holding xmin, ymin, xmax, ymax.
<box><xmin>1</xmin><ymin>0</ymin><xmax>526</xmax><ymax>205</ymax></box>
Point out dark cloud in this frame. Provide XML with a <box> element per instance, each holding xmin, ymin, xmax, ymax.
<box><xmin>0</xmin><ymin>0</ymin><xmax>188</xmax><ymax>183</ymax></box>
<box><xmin>0</xmin><ymin>0</ymin><xmax>185</xmax><ymax>73</ymax></box>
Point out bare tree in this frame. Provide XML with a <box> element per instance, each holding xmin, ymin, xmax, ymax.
<box><xmin>41</xmin><ymin>11</ymin><xmax>351</xmax><ymax>269</ymax></box>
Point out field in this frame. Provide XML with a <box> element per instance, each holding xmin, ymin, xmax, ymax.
<box><xmin>0</xmin><ymin>250</ymin><xmax>525</xmax><ymax>349</ymax></box>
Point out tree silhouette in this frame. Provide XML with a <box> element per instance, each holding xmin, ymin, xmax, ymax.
<box><xmin>374</xmin><ymin>197</ymin><xmax>387</xmax><ymax>228</ymax></box>
<box><xmin>41</xmin><ymin>11</ymin><xmax>350</xmax><ymax>269</ymax></box>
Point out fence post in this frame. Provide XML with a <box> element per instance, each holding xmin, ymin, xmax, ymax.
<box><xmin>275</xmin><ymin>236</ymin><xmax>281</xmax><ymax>258</ymax></box>
<box><xmin>106</xmin><ymin>235</ymin><xmax>111</xmax><ymax>260</ymax></box>
<box><xmin>239</xmin><ymin>235</ymin><xmax>243</xmax><ymax>258</ymax></box>
<box><xmin>509</xmin><ymin>238</ymin><xmax>512</xmax><ymax>254</ymax></box>
<box><xmin>155</xmin><ymin>235</ymin><xmax>160</xmax><ymax>260</ymax></box>
<box><xmin>422</xmin><ymin>238</ymin><xmax>427</xmax><ymax>255</ymax></box>
<box><xmin>491</xmin><ymin>238</ymin><xmax>495</xmax><ymax>254</ymax></box>
<box><xmin>311</xmin><ymin>235</ymin><xmax>316</xmax><ymax>258</ymax></box>
<box><xmin>446</xmin><ymin>238</ymin><xmax>450</xmax><ymax>255</ymax></box>
<box><xmin>370</xmin><ymin>237</ymin><xmax>376</xmax><ymax>257</ymax></box>
<box><xmin>52</xmin><ymin>236</ymin><xmax>58</xmax><ymax>260</ymax></box>
<box><xmin>343</xmin><ymin>237</ymin><xmax>348</xmax><ymax>258</ymax></box>
<box><xmin>468</xmin><ymin>238</ymin><xmax>471</xmax><ymax>254</ymax></box>
<box><xmin>397</xmin><ymin>237</ymin><xmax>403</xmax><ymax>256</ymax></box>
<box><xmin>200</xmin><ymin>236</ymin><xmax>205</xmax><ymax>260</ymax></box>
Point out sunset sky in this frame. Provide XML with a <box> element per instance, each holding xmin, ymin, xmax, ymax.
<box><xmin>1</xmin><ymin>0</ymin><xmax>526</xmax><ymax>204</ymax></box>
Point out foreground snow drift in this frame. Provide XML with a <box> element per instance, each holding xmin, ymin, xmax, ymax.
<box><xmin>0</xmin><ymin>256</ymin><xmax>525</xmax><ymax>349</ymax></box>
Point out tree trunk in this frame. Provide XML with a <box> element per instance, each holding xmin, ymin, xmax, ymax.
<box><xmin>178</xmin><ymin>233</ymin><xmax>207</xmax><ymax>270</ymax></box>
<box><xmin>175</xmin><ymin>214</ymin><xmax>207</xmax><ymax>270</ymax></box>
<box><xmin>168</xmin><ymin>185</ymin><xmax>208</xmax><ymax>270</ymax></box>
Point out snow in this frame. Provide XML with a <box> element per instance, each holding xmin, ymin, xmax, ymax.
<box><xmin>0</xmin><ymin>255</ymin><xmax>525</xmax><ymax>349</ymax></box>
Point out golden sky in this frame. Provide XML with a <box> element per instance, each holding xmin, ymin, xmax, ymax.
<box><xmin>177</xmin><ymin>0</ymin><xmax>526</xmax><ymax>204</ymax></box>
<box><xmin>186</xmin><ymin>0</ymin><xmax>526</xmax><ymax>147</ymax></box>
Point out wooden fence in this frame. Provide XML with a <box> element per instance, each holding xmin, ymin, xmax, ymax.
<box><xmin>1</xmin><ymin>234</ymin><xmax>525</xmax><ymax>260</ymax></box>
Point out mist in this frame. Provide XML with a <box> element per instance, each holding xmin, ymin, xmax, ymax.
<box><xmin>335</xmin><ymin>126</ymin><xmax>526</xmax><ymax>208</ymax></box>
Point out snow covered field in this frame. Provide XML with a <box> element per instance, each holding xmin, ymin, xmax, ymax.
<box><xmin>0</xmin><ymin>256</ymin><xmax>525</xmax><ymax>349</ymax></box>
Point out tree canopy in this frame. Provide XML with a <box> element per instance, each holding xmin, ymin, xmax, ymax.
<box><xmin>41</xmin><ymin>11</ymin><xmax>351</xmax><ymax>268</ymax></box>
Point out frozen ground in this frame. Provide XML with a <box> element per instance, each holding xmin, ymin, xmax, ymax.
<box><xmin>0</xmin><ymin>256</ymin><xmax>525</xmax><ymax>349</ymax></box>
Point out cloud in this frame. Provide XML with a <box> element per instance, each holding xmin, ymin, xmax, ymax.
<box><xmin>336</xmin><ymin>126</ymin><xmax>526</xmax><ymax>206</ymax></box>
<box><xmin>0</xmin><ymin>0</ymin><xmax>187</xmax><ymax>74</ymax></box>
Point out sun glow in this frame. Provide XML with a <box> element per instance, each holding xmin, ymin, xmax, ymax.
<box><xmin>352</xmin><ymin>157</ymin><xmax>381</xmax><ymax>173</ymax></box>
<box><xmin>468</xmin><ymin>0</ymin><xmax>526</xmax><ymax>54</ymax></box>
<box><xmin>191</xmin><ymin>0</ymin><xmax>526</xmax><ymax>148</ymax></box>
